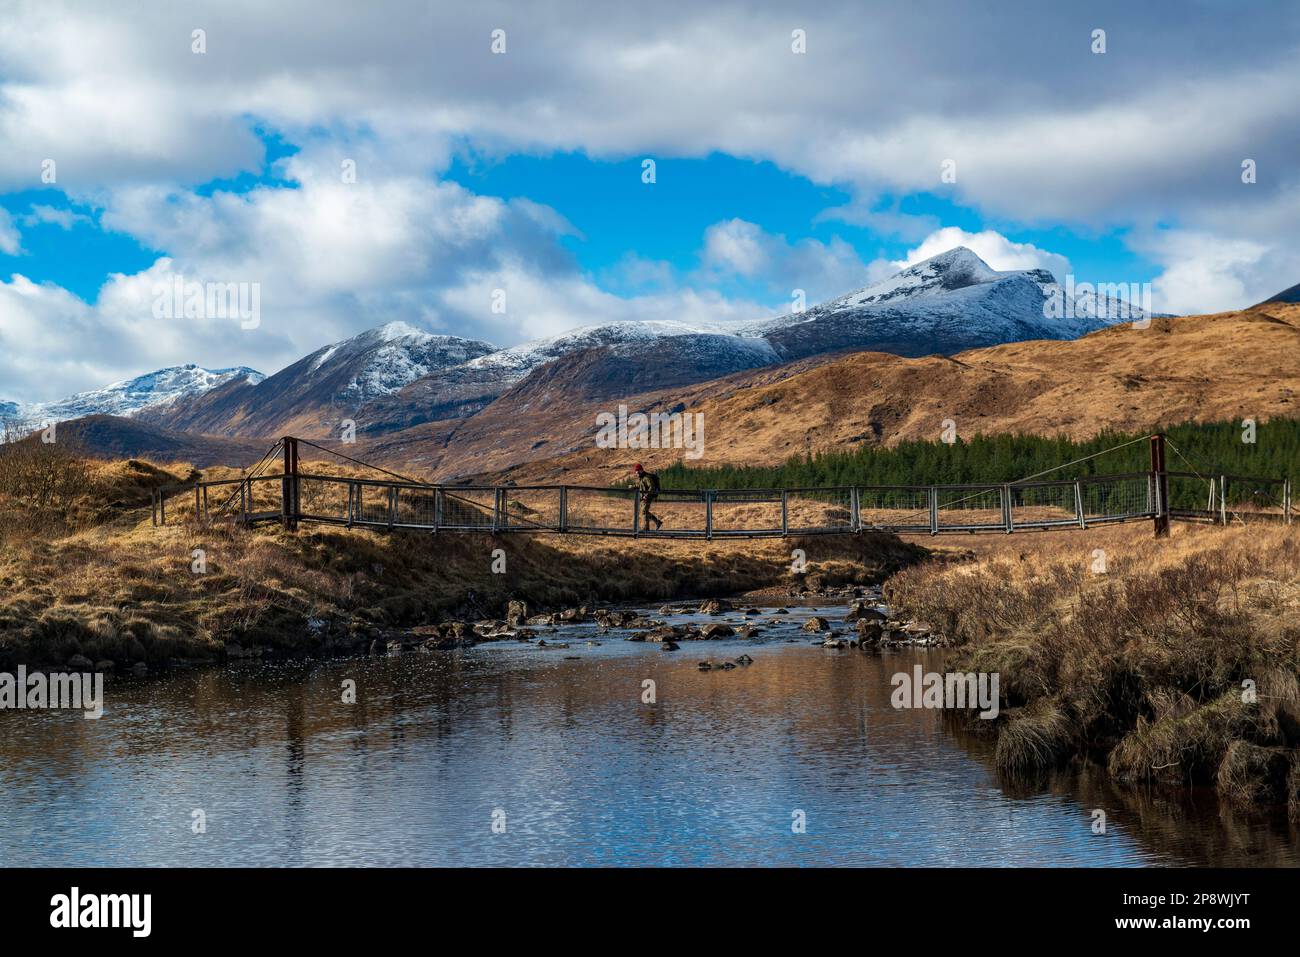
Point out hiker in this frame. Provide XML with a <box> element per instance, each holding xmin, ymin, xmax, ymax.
<box><xmin>633</xmin><ymin>463</ymin><xmax>662</xmax><ymax>531</ymax></box>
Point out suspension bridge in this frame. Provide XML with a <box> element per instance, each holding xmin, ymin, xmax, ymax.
<box><xmin>152</xmin><ymin>434</ymin><xmax>1293</xmax><ymax>539</ymax></box>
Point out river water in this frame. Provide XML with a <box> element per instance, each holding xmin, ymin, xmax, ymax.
<box><xmin>2</xmin><ymin>603</ymin><xmax>1296</xmax><ymax>867</ymax></box>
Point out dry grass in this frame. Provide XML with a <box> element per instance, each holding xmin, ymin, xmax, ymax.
<box><xmin>887</xmin><ymin>521</ymin><xmax>1300</xmax><ymax>813</ymax></box>
<box><xmin>0</xmin><ymin>452</ymin><xmax>923</xmax><ymax>669</ymax></box>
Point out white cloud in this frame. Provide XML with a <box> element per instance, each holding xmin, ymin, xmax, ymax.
<box><xmin>896</xmin><ymin>227</ymin><xmax>1070</xmax><ymax>280</ymax></box>
<box><xmin>0</xmin><ymin>207</ymin><xmax>19</xmax><ymax>254</ymax></box>
<box><xmin>18</xmin><ymin>204</ymin><xmax>90</xmax><ymax>229</ymax></box>
<box><xmin>701</xmin><ymin>218</ymin><xmax>884</xmax><ymax>301</ymax></box>
<box><xmin>1136</xmin><ymin>231</ymin><xmax>1272</xmax><ymax>315</ymax></box>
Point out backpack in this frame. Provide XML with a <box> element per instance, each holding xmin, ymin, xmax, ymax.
<box><xmin>644</xmin><ymin>472</ymin><xmax>660</xmax><ymax>495</ymax></box>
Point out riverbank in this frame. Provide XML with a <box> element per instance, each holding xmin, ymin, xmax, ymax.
<box><xmin>0</xmin><ymin>457</ymin><xmax>924</xmax><ymax>669</ymax></box>
<box><xmin>887</xmin><ymin>521</ymin><xmax>1300</xmax><ymax>818</ymax></box>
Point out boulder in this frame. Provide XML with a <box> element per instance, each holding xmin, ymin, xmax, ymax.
<box><xmin>845</xmin><ymin>602</ymin><xmax>887</xmax><ymax>623</ymax></box>
<box><xmin>506</xmin><ymin>600</ymin><xmax>529</xmax><ymax>626</ymax></box>
<box><xmin>698</xmin><ymin>598</ymin><xmax>734</xmax><ymax>615</ymax></box>
<box><xmin>699</xmin><ymin>623</ymin><xmax>735</xmax><ymax>639</ymax></box>
<box><xmin>802</xmin><ymin>616</ymin><xmax>831</xmax><ymax>633</ymax></box>
<box><xmin>822</xmin><ymin>637</ymin><xmax>848</xmax><ymax>649</ymax></box>
<box><xmin>856</xmin><ymin>620</ymin><xmax>884</xmax><ymax>644</ymax></box>
<box><xmin>660</xmin><ymin>641</ymin><xmax>680</xmax><ymax>651</ymax></box>
<box><xmin>67</xmin><ymin>654</ymin><xmax>93</xmax><ymax>670</ymax></box>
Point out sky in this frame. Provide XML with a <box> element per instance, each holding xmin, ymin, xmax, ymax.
<box><xmin>1</xmin><ymin>0</ymin><xmax>1298</xmax><ymax>404</ymax></box>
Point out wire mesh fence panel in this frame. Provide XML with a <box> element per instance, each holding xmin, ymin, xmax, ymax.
<box><xmin>1222</xmin><ymin>476</ymin><xmax>1288</xmax><ymax>522</ymax></box>
<box><xmin>437</xmin><ymin>488</ymin><xmax>498</xmax><ymax>529</ymax></box>
<box><xmin>297</xmin><ymin>476</ymin><xmax>351</xmax><ymax>522</ymax></box>
<box><xmin>394</xmin><ymin>485</ymin><xmax>440</xmax><ymax>527</ymax></box>
<box><xmin>857</xmin><ymin>486</ymin><xmax>931</xmax><ymax>532</ymax></box>
<box><xmin>563</xmin><ymin>486</ymin><xmax>637</xmax><ymax>533</ymax></box>
<box><xmin>634</xmin><ymin>489</ymin><xmax>707</xmax><ymax>534</ymax></box>
<box><xmin>1164</xmin><ymin>472</ymin><xmax>1215</xmax><ymax>521</ymax></box>
<box><xmin>350</xmin><ymin>482</ymin><xmax>395</xmax><ymax>525</ymax></box>
<box><xmin>709</xmin><ymin>490</ymin><xmax>783</xmax><ymax>535</ymax></box>
<box><xmin>498</xmin><ymin>488</ymin><xmax>563</xmax><ymax>531</ymax></box>
<box><xmin>1081</xmin><ymin>474</ymin><xmax>1154</xmax><ymax>522</ymax></box>
<box><xmin>786</xmin><ymin>488</ymin><xmax>854</xmax><ymax>533</ymax></box>
<box><xmin>935</xmin><ymin>485</ymin><xmax>1004</xmax><ymax>530</ymax></box>
<box><xmin>1010</xmin><ymin>481</ymin><xmax>1078</xmax><ymax>528</ymax></box>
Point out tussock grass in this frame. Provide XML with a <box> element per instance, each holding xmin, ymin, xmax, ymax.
<box><xmin>888</xmin><ymin>522</ymin><xmax>1300</xmax><ymax>813</ymax></box>
<box><xmin>0</xmin><ymin>452</ymin><xmax>923</xmax><ymax>669</ymax></box>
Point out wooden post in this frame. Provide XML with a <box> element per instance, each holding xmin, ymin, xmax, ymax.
<box><xmin>281</xmin><ymin>436</ymin><xmax>300</xmax><ymax>530</ymax></box>
<box><xmin>1219</xmin><ymin>475</ymin><xmax>1228</xmax><ymax>526</ymax></box>
<box><xmin>1150</xmin><ymin>433</ymin><xmax>1170</xmax><ymax>538</ymax></box>
<box><xmin>781</xmin><ymin>490</ymin><xmax>789</xmax><ymax>537</ymax></box>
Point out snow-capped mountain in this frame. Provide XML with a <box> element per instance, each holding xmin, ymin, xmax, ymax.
<box><xmin>4</xmin><ymin>365</ymin><xmax>264</xmax><ymax>427</ymax></box>
<box><xmin>42</xmin><ymin>247</ymin><xmax>1154</xmax><ymax>444</ymax></box>
<box><xmin>745</xmin><ymin>247</ymin><xmax>1145</xmax><ymax>360</ymax></box>
<box><xmin>142</xmin><ymin>321</ymin><xmax>498</xmax><ymax>437</ymax></box>
<box><xmin>466</xmin><ymin>319</ymin><xmax>757</xmax><ymax>377</ymax></box>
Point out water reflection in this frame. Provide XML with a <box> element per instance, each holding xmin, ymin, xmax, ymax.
<box><xmin>1</xmin><ymin>605</ymin><xmax>1296</xmax><ymax>866</ymax></box>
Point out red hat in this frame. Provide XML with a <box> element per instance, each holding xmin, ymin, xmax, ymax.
<box><xmin>632</xmin><ymin>463</ymin><xmax>644</xmax><ymax>472</ymax></box>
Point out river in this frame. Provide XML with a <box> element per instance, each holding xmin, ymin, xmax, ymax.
<box><xmin>2</xmin><ymin>603</ymin><xmax>1296</xmax><ymax>867</ymax></box>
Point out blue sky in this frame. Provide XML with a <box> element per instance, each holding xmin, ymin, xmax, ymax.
<box><xmin>1</xmin><ymin>0</ymin><xmax>1297</xmax><ymax>403</ymax></box>
<box><xmin>1</xmin><ymin>140</ymin><xmax>1157</xmax><ymax>308</ymax></box>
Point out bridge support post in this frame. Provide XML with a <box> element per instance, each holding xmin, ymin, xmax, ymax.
<box><xmin>1001</xmin><ymin>484</ymin><xmax>1013</xmax><ymax>534</ymax></box>
<box><xmin>1150</xmin><ymin>433</ymin><xmax>1170</xmax><ymax>538</ymax></box>
<box><xmin>851</xmin><ymin>487</ymin><xmax>861</xmax><ymax>532</ymax></box>
<box><xmin>1219</xmin><ymin>475</ymin><xmax>1228</xmax><ymax>526</ymax></box>
<box><xmin>280</xmin><ymin>436</ymin><xmax>300</xmax><ymax>530</ymax></box>
<box><xmin>1074</xmin><ymin>480</ymin><xmax>1086</xmax><ymax>529</ymax></box>
<box><xmin>781</xmin><ymin>491</ymin><xmax>789</xmax><ymax>537</ymax></box>
<box><xmin>928</xmin><ymin>486</ymin><xmax>938</xmax><ymax>536</ymax></box>
<box><xmin>559</xmin><ymin>487</ymin><xmax>568</xmax><ymax>533</ymax></box>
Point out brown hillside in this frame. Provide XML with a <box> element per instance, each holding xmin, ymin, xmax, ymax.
<box><xmin>472</xmin><ymin>304</ymin><xmax>1300</xmax><ymax>486</ymax></box>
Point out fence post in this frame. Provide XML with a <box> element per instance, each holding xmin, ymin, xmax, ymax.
<box><xmin>928</xmin><ymin>486</ymin><xmax>938</xmax><ymax>536</ymax></box>
<box><xmin>388</xmin><ymin>485</ymin><xmax>397</xmax><ymax>530</ymax></box>
<box><xmin>434</xmin><ymin>488</ymin><xmax>442</xmax><ymax>532</ymax></box>
<box><xmin>1150</xmin><ymin>433</ymin><xmax>1170</xmax><ymax>538</ymax></box>
<box><xmin>559</xmin><ymin>487</ymin><xmax>568</xmax><ymax>533</ymax></box>
<box><xmin>781</xmin><ymin>490</ymin><xmax>789</xmax><ymax>536</ymax></box>
<box><xmin>240</xmin><ymin>480</ymin><xmax>248</xmax><ymax>526</ymax></box>
<box><xmin>850</xmin><ymin>487</ymin><xmax>861</xmax><ymax>532</ymax></box>
<box><xmin>1286</xmin><ymin>479</ymin><xmax>1292</xmax><ymax>526</ymax></box>
<box><xmin>1001</xmin><ymin>484</ymin><xmax>1013</xmax><ymax>533</ymax></box>
<box><xmin>705</xmin><ymin>490</ymin><xmax>713</xmax><ymax>541</ymax></box>
<box><xmin>151</xmin><ymin>491</ymin><xmax>158</xmax><ymax>527</ymax></box>
<box><xmin>194</xmin><ymin>483</ymin><xmax>201</xmax><ymax>522</ymax></box>
<box><xmin>280</xmin><ymin>436</ymin><xmax>299</xmax><ymax>531</ymax></box>
<box><xmin>1074</xmin><ymin>480</ymin><xmax>1086</xmax><ymax>529</ymax></box>
<box><xmin>1219</xmin><ymin>474</ymin><xmax>1228</xmax><ymax>526</ymax></box>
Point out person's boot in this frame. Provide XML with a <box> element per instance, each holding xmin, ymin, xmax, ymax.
<box><xmin>654</xmin><ymin>516</ymin><xmax>663</xmax><ymax>530</ymax></box>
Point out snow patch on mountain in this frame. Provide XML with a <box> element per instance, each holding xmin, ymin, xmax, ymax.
<box><xmin>8</xmin><ymin>365</ymin><xmax>265</xmax><ymax>426</ymax></box>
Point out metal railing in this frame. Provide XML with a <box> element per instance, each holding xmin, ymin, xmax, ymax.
<box><xmin>151</xmin><ymin>469</ymin><xmax>1294</xmax><ymax>538</ymax></box>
